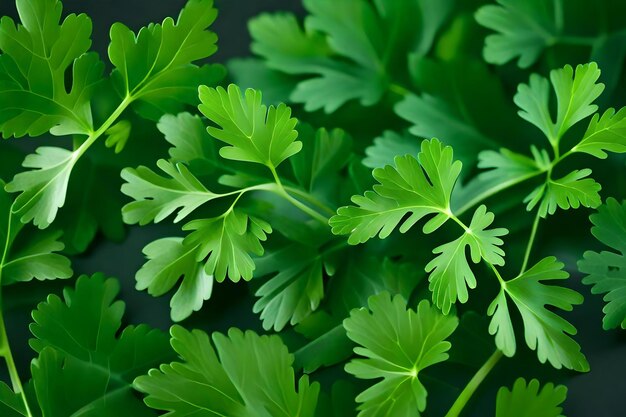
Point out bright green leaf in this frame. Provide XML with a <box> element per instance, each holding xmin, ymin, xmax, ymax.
<box><xmin>121</xmin><ymin>159</ymin><xmax>217</xmax><ymax>225</ymax></box>
<box><xmin>0</xmin><ymin>0</ymin><xmax>103</xmax><ymax>137</ymax></box>
<box><xmin>183</xmin><ymin>210</ymin><xmax>272</xmax><ymax>282</ymax></box>
<box><xmin>344</xmin><ymin>293</ymin><xmax>458</xmax><ymax>417</ymax></box>
<box><xmin>5</xmin><ymin>147</ymin><xmax>77</xmax><ymax>229</ymax></box>
<box><xmin>198</xmin><ymin>84</ymin><xmax>302</xmax><ymax>169</ymax></box>
<box><xmin>330</xmin><ymin>139</ymin><xmax>462</xmax><ymax>244</ymax></box>
<box><xmin>134</xmin><ymin>325</ymin><xmax>320</xmax><ymax>417</ymax></box>
<box><xmin>572</xmin><ymin>107</ymin><xmax>626</xmax><ymax>158</ymax></box>
<box><xmin>108</xmin><ymin>0</ymin><xmax>223</xmax><ymax>118</ymax></box>
<box><xmin>136</xmin><ymin>237</ymin><xmax>212</xmax><ymax>322</ymax></box>
<box><xmin>427</xmin><ymin>204</ymin><xmax>507</xmax><ymax>314</ymax></box>
<box><xmin>30</xmin><ymin>274</ymin><xmax>174</xmax><ymax>416</ymax></box>
<box><xmin>514</xmin><ymin>63</ymin><xmax>604</xmax><ymax>144</ymax></box>
<box><xmin>488</xmin><ymin>257</ymin><xmax>588</xmax><ymax>371</ymax></box>
<box><xmin>524</xmin><ymin>169</ymin><xmax>602</xmax><ymax>217</ymax></box>
<box><xmin>496</xmin><ymin>378</ymin><xmax>567</xmax><ymax>417</ymax></box>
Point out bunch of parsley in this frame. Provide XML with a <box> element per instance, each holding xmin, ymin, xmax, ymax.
<box><xmin>0</xmin><ymin>0</ymin><xmax>624</xmax><ymax>416</ymax></box>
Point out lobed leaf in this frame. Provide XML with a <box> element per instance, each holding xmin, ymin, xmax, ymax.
<box><xmin>0</xmin><ymin>0</ymin><xmax>102</xmax><ymax>137</ymax></box>
<box><xmin>331</xmin><ymin>139</ymin><xmax>461</xmax><ymax>244</ymax></box>
<box><xmin>121</xmin><ymin>159</ymin><xmax>218</xmax><ymax>225</ymax></box>
<box><xmin>134</xmin><ymin>325</ymin><xmax>320</xmax><ymax>417</ymax></box>
<box><xmin>198</xmin><ymin>84</ymin><xmax>302</xmax><ymax>169</ymax></box>
<box><xmin>514</xmin><ymin>63</ymin><xmax>604</xmax><ymax>144</ymax></box>
<box><xmin>578</xmin><ymin>198</ymin><xmax>626</xmax><ymax>329</ymax></box>
<box><xmin>496</xmin><ymin>378</ymin><xmax>567</xmax><ymax>417</ymax></box>
<box><xmin>427</xmin><ymin>205</ymin><xmax>507</xmax><ymax>314</ymax></box>
<box><xmin>488</xmin><ymin>257</ymin><xmax>588</xmax><ymax>371</ymax></box>
<box><xmin>344</xmin><ymin>293</ymin><xmax>458</xmax><ymax>417</ymax></box>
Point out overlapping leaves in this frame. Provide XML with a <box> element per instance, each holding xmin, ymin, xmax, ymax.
<box><xmin>134</xmin><ymin>326</ymin><xmax>320</xmax><ymax>417</ymax></box>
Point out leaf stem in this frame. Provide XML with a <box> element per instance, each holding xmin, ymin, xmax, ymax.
<box><xmin>520</xmin><ymin>211</ymin><xmax>542</xmax><ymax>274</ymax></box>
<box><xmin>0</xmin><ymin>208</ymin><xmax>33</xmax><ymax>416</ymax></box>
<box><xmin>268</xmin><ymin>166</ymin><xmax>329</xmax><ymax>224</ymax></box>
<box><xmin>443</xmin><ymin>349</ymin><xmax>503</xmax><ymax>417</ymax></box>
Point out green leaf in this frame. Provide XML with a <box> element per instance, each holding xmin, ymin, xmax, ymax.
<box><xmin>0</xmin><ymin>382</ymin><xmax>26</xmax><ymax>417</ymax></box>
<box><xmin>572</xmin><ymin>107</ymin><xmax>626</xmax><ymax>158</ymax></box>
<box><xmin>228</xmin><ymin>58</ymin><xmax>299</xmax><ymax>106</ymax></box>
<box><xmin>157</xmin><ymin>112</ymin><xmax>218</xmax><ymax>169</ymax></box>
<box><xmin>253</xmin><ymin>243</ymin><xmax>325</xmax><ymax>331</ymax></box>
<box><xmin>578</xmin><ymin>198</ymin><xmax>626</xmax><ymax>330</ymax></box>
<box><xmin>249</xmin><ymin>0</ymin><xmax>453</xmax><ymax>112</ymax></box>
<box><xmin>5</xmin><ymin>147</ymin><xmax>76</xmax><ymax>228</ymax></box>
<box><xmin>0</xmin><ymin>182</ymin><xmax>71</xmax><ymax>284</ymax></box>
<box><xmin>290</xmin><ymin>125</ymin><xmax>353</xmax><ymax>195</ymax></box>
<box><xmin>30</xmin><ymin>274</ymin><xmax>174</xmax><ymax>416</ymax></box>
<box><xmin>514</xmin><ymin>63</ymin><xmax>604</xmax><ymax>144</ymax></box>
<box><xmin>134</xmin><ymin>325</ymin><xmax>320</xmax><ymax>417</ymax></box>
<box><xmin>0</xmin><ymin>0</ymin><xmax>103</xmax><ymax>137</ymax></box>
<box><xmin>330</xmin><ymin>139</ymin><xmax>462</xmax><ymax>244</ymax></box>
<box><xmin>427</xmin><ymin>204</ymin><xmax>507</xmax><ymax>314</ymax></box>
<box><xmin>524</xmin><ymin>169</ymin><xmax>602</xmax><ymax>217</ymax></box>
<box><xmin>184</xmin><ymin>210</ymin><xmax>272</xmax><ymax>282</ymax></box>
<box><xmin>496</xmin><ymin>378</ymin><xmax>567</xmax><ymax>417</ymax></box>
<box><xmin>344</xmin><ymin>293</ymin><xmax>458</xmax><ymax>417</ymax></box>
<box><xmin>136</xmin><ymin>237</ymin><xmax>212</xmax><ymax>322</ymax></box>
<box><xmin>475</xmin><ymin>0</ymin><xmax>557</xmax><ymax>68</ymax></box>
<box><xmin>3</xmin><ymin>231</ymin><xmax>72</xmax><ymax>284</ymax></box>
<box><xmin>104</xmin><ymin>120</ymin><xmax>132</xmax><ymax>154</ymax></box>
<box><xmin>453</xmin><ymin>147</ymin><xmax>543</xmax><ymax>212</ymax></box>
<box><xmin>294</xmin><ymin>322</ymin><xmax>353</xmax><ymax>373</ymax></box>
<box><xmin>198</xmin><ymin>84</ymin><xmax>302</xmax><ymax>169</ymax></box>
<box><xmin>108</xmin><ymin>0</ymin><xmax>223</xmax><ymax>118</ymax></box>
<box><xmin>362</xmin><ymin>131</ymin><xmax>421</xmax><ymax>169</ymax></box>
<box><xmin>488</xmin><ymin>257</ymin><xmax>588</xmax><ymax>371</ymax></box>
<box><xmin>121</xmin><ymin>159</ymin><xmax>217</xmax><ymax>225</ymax></box>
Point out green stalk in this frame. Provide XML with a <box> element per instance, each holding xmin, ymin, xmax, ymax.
<box><xmin>0</xmin><ymin>210</ymin><xmax>33</xmax><ymax>417</ymax></box>
<box><xmin>268</xmin><ymin>166</ymin><xmax>330</xmax><ymax>224</ymax></box>
<box><xmin>444</xmin><ymin>350</ymin><xmax>503</xmax><ymax>417</ymax></box>
<box><xmin>520</xmin><ymin>211</ymin><xmax>542</xmax><ymax>274</ymax></box>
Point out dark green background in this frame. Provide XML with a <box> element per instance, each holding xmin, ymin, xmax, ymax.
<box><xmin>0</xmin><ymin>1</ymin><xmax>625</xmax><ymax>416</ymax></box>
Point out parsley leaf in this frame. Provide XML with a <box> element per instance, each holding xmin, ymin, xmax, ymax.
<box><xmin>331</xmin><ymin>139</ymin><xmax>461</xmax><ymax>244</ymax></box>
<box><xmin>134</xmin><ymin>325</ymin><xmax>320</xmax><ymax>417</ymax></box>
<box><xmin>427</xmin><ymin>205</ymin><xmax>507</xmax><ymax>314</ymax></box>
<box><xmin>108</xmin><ymin>0</ymin><xmax>223</xmax><ymax>119</ymax></box>
<box><xmin>475</xmin><ymin>0</ymin><xmax>557</xmax><ymax>68</ymax></box>
<box><xmin>121</xmin><ymin>159</ymin><xmax>218</xmax><ymax>225</ymax></box>
<box><xmin>488</xmin><ymin>257</ymin><xmax>588</xmax><ymax>371</ymax></box>
<box><xmin>30</xmin><ymin>274</ymin><xmax>174</xmax><ymax>416</ymax></box>
<box><xmin>344</xmin><ymin>292</ymin><xmax>458</xmax><ymax>417</ymax></box>
<box><xmin>362</xmin><ymin>131</ymin><xmax>421</xmax><ymax>169</ymax></box>
<box><xmin>496</xmin><ymin>378</ymin><xmax>567</xmax><ymax>417</ymax></box>
<box><xmin>572</xmin><ymin>107</ymin><xmax>626</xmax><ymax>158</ymax></box>
<box><xmin>249</xmin><ymin>0</ymin><xmax>453</xmax><ymax>112</ymax></box>
<box><xmin>0</xmin><ymin>0</ymin><xmax>102</xmax><ymax>137</ymax></box>
<box><xmin>524</xmin><ymin>169</ymin><xmax>602</xmax><ymax>217</ymax></box>
<box><xmin>184</xmin><ymin>211</ymin><xmax>272</xmax><ymax>282</ymax></box>
<box><xmin>136</xmin><ymin>237</ymin><xmax>212</xmax><ymax>322</ymax></box>
<box><xmin>514</xmin><ymin>63</ymin><xmax>604</xmax><ymax>145</ymax></box>
<box><xmin>198</xmin><ymin>84</ymin><xmax>302</xmax><ymax>169</ymax></box>
<box><xmin>0</xmin><ymin>180</ymin><xmax>71</xmax><ymax>284</ymax></box>
<box><xmin>578</xmin><ymin>198</ymin><xmax>626</xmax><ymax>330</ymax></box>
<box><xmin>253</xmin><ymin>243</ymin><xmax>326</xmax><ymax>331</ymax></box>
